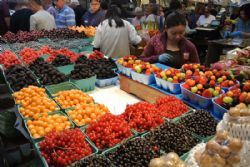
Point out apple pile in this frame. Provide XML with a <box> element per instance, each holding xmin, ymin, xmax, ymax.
<box><xmin>182</xmin><ymin>77</ymin><xmax>223</xmax><ymax>98</ymax></box>
<box><xmin>132</xmin><ymin>62</ymin><xmax>162</xmax><ymax>75</ymax></box>
<box><xmin>19</xmin><ymin>47</ymin><xmax>42</xmax><ymax>64</ymax></box>
<box><xmin>0</xmin><ymin>50</ymin><xmax>21</xmax><ymax>68</ymax></box>
<box><xmin>155</xmin><ymin>68</ymin><xmax>186</xmax><ymax>83</ymax></box>
<box><xmin>181</xmin><ymin>64</ymin><xmax>207</xmax><ymax>75</ymax></box>
<box><xmin>117</xmin><ymin>55</ymin><xmax>138</xmax><ymax>68</ymax></box>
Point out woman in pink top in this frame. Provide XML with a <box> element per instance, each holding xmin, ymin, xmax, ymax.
<box><xmin>140</xmin><ymin>12</ymin><xmax>200</xmax><ymax>68</ymax></box>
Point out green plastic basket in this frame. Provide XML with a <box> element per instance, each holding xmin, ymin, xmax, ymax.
<box><xmin>56</xmin><ymin>64</ymin><xmax>74</xmax><ymax>75</ymax></box>
<box><xmin>83</xmin><ymin>37</ymin><xmax>94</xmax><ymax>44</ymax></box>
<box><xmin>40</xmin><ymin>54</ymin><xmax>50</xmax><ymax>61</ymax></box>
<box><xmin>70</xmin><ymin>75</ymin><xmax>96</xmax><ymax>92</ymax></box>
<box><xmin>24</xmin><ymin>111</ymin><xmax>74</xmax><ymax>143</ymax></box>
<box><xmin>45</xmin><ymin>82</ymin><xmax>79</xmax><ymax>97</ymax></box>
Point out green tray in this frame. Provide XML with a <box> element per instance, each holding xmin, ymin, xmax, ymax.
<box><xmin>40</xmin><ymin>54</ymin><xmax>50</xmax><ymax>61</ymax></box>
<box><xmin>34</xmin><ymin>132</ymin><xmax>98</xmax><ymax>167</ymax></box>
<box><xmin>83</xmin><ymin>37</ymin><xmax>94</xmax><ymax>44</ymax></box>
<box><xmin>24</xmin><ymin>111</ymin><xmax>74</xmax><ymax>143</ymax></box>
<box><xmin>56</xmin><ymin>64</ymin><xmax>74</xmax><ymax>75</ymax></box>
<box><xmin>70</xmin><ymin>75</ymin><xmax>96</xmax><ymax>92</ymax></box>
<box><xmin>45</xmin><ymin>82</ymin><xmax>80</xmax><ymax>97</ymax></box>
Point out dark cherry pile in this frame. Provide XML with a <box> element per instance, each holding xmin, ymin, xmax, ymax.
<box><xmin>3</xmin><ymin>31</ymin><xmax>43</xmax><ymax>43</ymax></box>
<box><xmin>75</xmin><ymin>56</ymin><xmax>117</xmax><ymax>79</ymax></box>
<box><xmin>70</xmin><ymin>64</ymin><xmax>95</xmax><ymax>80</ymax></box>
<box><xmin>5</xmin><ymin>65</ymin><xmax>38</xmax><ymax>91</ymax></box>
<box><xmin>122</xmin><ymin>102</ymin><xmax>164</xmax><ymax>132</ymax></box>
<box><xmin>51</xmin><ymin>55</ymin><xmax>72</xmax><ymax>67</ymax></box>
<box><xmin>86</xmin><ymin>113</ymin><xmax>132</xmax><ymax>149</ymax></box>
<box><xmin>178</xmin><ymin>109</ymin><xmax>218</xmax><ymax>137</ymax></box>
<box><xmin>29</xmin><ymin>58</ymin><xmax>68</xmax><ymax>85</ymax></box>
<box><xmin>40</xmin><ymin>129</ymin><xmax>92</xmax><ymax>167</ymax></box>
<box><xmin>106</xmin><ymin>138</ymin><xmax>160</xmax><ymax>167</ymax></box>
<box><xmin>155</xmin><ymin>96</ymin><xmax>189</xmax><ymax>119</ymax></box>
<box><xmin>70</xmin><ymin>155</ymin><xmax>112</xmax><ymax>167</ymax></box>
<box><xmin>145</xmin><ymin>121</ymin><xmax>199</xmax><ymax>155</ymax></box>
<box><xmin>42</xmin><ymin>29</ymin><xmax>86</xmax><ymax>39</ymax></box>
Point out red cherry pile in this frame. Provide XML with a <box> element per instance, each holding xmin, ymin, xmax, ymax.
<box><xmin>19</xmin><ymin>48</ymin><xmax>42</xmax><ymax>64</ymax></box>
<box><xmin>88</xmin><ymin>50</ymin><xmax>104</xmax><ymax>59</ymax></box>
<box><xmin>3</xmin><ymin>30</ymin><xmax>44</xmax><ymax>43</ymax></box>
<box><xmin>86</xmin><ymin>113</ymin><xmax>132</xmax><ymax>149</ymax></box>
<box><xmin>0</xmin><ymin>50</ymin><xmax>21</xmax><ymax>68</ymax></box>
<box><xmin>39</xmin><ymin>129</ymin><xmax>92</xmax><ymax>167</ymax></box>
<box><xmin>122</xmin><ymin>102</ymin><xmax>164</xmax><ymax>132</ymax></box>
<box><xmin>156</xmin><ymin>96</ymin><xmax>189</xmax><ymax>119</ymax></box>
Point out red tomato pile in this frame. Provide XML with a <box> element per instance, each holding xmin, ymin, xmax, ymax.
<box><xmin>86</xmin><ymin>113</ymin><xmax>132</xmax><ymax>149</ymax></box>
<box><xmin>0</xmin><ymin>50</ymin><xmax>21</xmax><ymax>68</ymax></box>
<box><xmin>122</xmin><ymin>102</ymin><xmax>164</xmax><ymax>132</ymax></box>
<box><xmin>40</xmin><ymin>129</ymin><xmax>92</xmax><ymax>167</ymax></box>
<box><xmin>155</xmin><ymin>96</ymin><xmax>189</xmax><ymax>119</ymax></box>
<box><xmin>19</xmin><ymin>47</ymin><xmax>42</xmax><ymax>64</ymax></box>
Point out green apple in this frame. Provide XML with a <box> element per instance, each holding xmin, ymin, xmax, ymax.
<box><xmin>217</xmin><ymin>78</ymin><xmax>223</xmax><ymax>83</ymax></box>
<box><xmin>135</xmin><ymin>66</ymin><xmax>142</xmax><ymax>73</ymax></box>
<box><xmin>160</xmin><ymin>71</ymin><xmax>166</xmax><ymax>78</ymax></box>
<box><xmin>223</xmin><ymin>96</ymin><xmax>233</xmax><ymax>104</ymax></box>
<box><xmin>208</xmin><ymin>88</ymin><xmax>215</xmax><ymax>94</ymax></box>
<box><xmin>191</xmin><ymin>86</ymin><xmax>198</xmax><ymax>93</ymax></box>
<box><xmin>213</xmin><ymin>90</ymin><xmax>219</xmax><ymax>97</ymax></box>
<box><xmin>180</xmin><ymin>73</ymin><xmax>186</xmax><ymax>78</ymax></box>
<box><xmin>162</xmin><ymin>76</ymin><xmax>167</xmax><ymax>80</ymax></box>
<box><xmin>167</xmin><ymin>77</ymin><xmax>173</xmax><ymax>82</ymax></box>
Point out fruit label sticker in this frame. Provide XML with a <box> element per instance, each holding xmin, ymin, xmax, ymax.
<box><xmin>183</xmin><ymin>53</ymin><xmax>190</xmax><ymax>60</ymax></box>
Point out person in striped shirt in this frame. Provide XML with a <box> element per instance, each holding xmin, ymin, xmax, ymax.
<box><xmin>54</xmin><ymin>0</ymin><xmax>76</xmax><ymax>28</ymax></box>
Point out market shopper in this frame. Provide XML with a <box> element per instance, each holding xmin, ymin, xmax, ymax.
<box><xmin>54</xmin><ymin>0</ymin><xmax>76</xmax><ymax>28</ymax></box>
<box><xmin>29</xmin><ymin>0</ymin><xmax>56</xmax><ymax>31</ymax></box>
<box><xmin>132</xmin><ymin>7</ymin><xmax>144</xmax><ymax>28</ymax></box>
<box><xmin>10</xmin><ymin>0</ymin><xmax>33</xmax><ymax>33</ymax></box>
<box><xmin>42</xmin><ymin>0</ymin><xmax>57</xmax><ymax>18</ymax></box>
<box><xmin>82</xmin><ymin>0</ymin><xmax>106</xmax><ymax>27</ymax></box>
<box><xmin>196</xmin><ymin>7</ymin><xmax>216</xmax><ymax>27</ymax></box>
<box><xmin>142</xmin><ymin>3</ymin><xmax>159</xmax><ymax>29</ymax></box>
<box><xmin>70</xmin><ymin>0</ymin><xmax>86</xmax><ymax>26</ymax></box>
<box><xmin>93</xmin><ymin>5</ymin><xmax>142</xmax><ymax>58</ymax></box>
<box><xmin>140</xmin><ymin>12</ymin><xmax>199</xmax><ymax>68</ymax></box>
<box><xmin>0</xmin><ymin>0</ymin><xmax>10</xmax><ymax>35</ymax></box>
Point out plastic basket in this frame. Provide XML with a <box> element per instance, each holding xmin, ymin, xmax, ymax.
<box><xmin>56</xmin><ymin>64</ymin><xmax>74</xmax><ymax>75</ymax></box>
<box><xmin>116</xmin><ymin>63</ymin><xmax>132</xmax><ymax>77</ymax></box>
<box><xmin>220</xmin><ymin>80</ymin><xmax>240</xmax><ymax>92</ymax></box>
<box><xmin>131</xmin><ymin>71</ymin><xmax>155</xmax><ymax>85</ymax></box>
<box><xmin>24</xmin><ymin>111</ymin><xmax>74</xmax><ymax>143</ymax></box>
<box><xmin>45</xmin><ymin>82</ymin><xmax>79</xmax><ymax>97</ymax></box>
<box><xmin>155</xmin><ymin>75</ymin><xmax>182</xmax><ymax>94</ymax></box>
<box><xmin>83</xmin><ymin>37</ymin><xmax>94</xmax><ymax>44</ymax></box>
<box><xmin>70</xmin><ymin>75</ymin><xmax>96</xmax><ymax>92</ymax></box>
<box><xmin>212</xmin><ymin>98</ymin><xmax>228</xmax><ymax>120</ymax></box>
<box><xmin>96</xmin><ymin>76</ymin><xmax>118</xmax><ymax>87</ymax></box>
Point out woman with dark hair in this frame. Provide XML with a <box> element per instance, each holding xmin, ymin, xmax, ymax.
<box><xmin>93</xmin><ymin>5</ymin><xmax>141</xmax><ymax>58</ymax></box>
<box><xmin>140</xmin><ymin>12</ymin><xmax>199</xmax><ymax>68</ymax></box>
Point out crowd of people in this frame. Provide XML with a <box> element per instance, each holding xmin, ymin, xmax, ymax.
<box><xmin>1</xmin><ymin>0</ymin><xmax>250</xmax><ymax>66</ymax></box>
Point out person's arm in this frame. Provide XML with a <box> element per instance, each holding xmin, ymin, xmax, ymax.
<box><xmin>127</xmin><ymin>22</ymin><xmax>142</xmax><ymax>45</ymax></box>
<box><xmin>93</xmin><ymin>24</ymin><xmax>102</xmax><ymax>50</ymax></box>
<box><xmin>30</xmin><ymin>15</ymin><xmax>36</xmax><ymax>31</ymax></box>
<box><xmin>65</xmin><ymin>9</ymin><xmax>76</xmax><ymax>27</ymax></box>
<box><xmin>242</xmin><ymin>32</ymin><xmax>250</xmax><ymax>38</ymax></box>
<box><xmin>140</xmin><ymin>39</ymin><xmax>159</xmax><ymax>63</ymax></box>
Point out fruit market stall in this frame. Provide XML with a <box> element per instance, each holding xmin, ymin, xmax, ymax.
<box><xmin>0</xmin><ymin>28</ymin><xmax>250</xmax><ymax>167</ymax></box>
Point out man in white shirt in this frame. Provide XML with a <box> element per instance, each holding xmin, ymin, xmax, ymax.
<box><xmin>196</xmin><ymin>7</ymin><xmax>216</xmax><ymax>27</ymax></box>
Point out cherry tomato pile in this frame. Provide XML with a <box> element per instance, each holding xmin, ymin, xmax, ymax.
<box><xmin>122</xmin><ymin>102</ymin><xmax>164</xmax><ymax>132</ymax></box>
<box><xmin>0</xmin><ymin>50</ymin><xmax>21</xmax><ymax>68</ymax></box>
<box><xmin>86</xmin><ymin>113</ymin><xmax>132</xmax><ymax>149</ymax></box>
<box><xmin>39</xmin><ymin>129</ymin><xmax>92</xmax><ymax>167</ymax></box>
<box><xmin>19</xmin><ymin>47</ymin><xmax>42</xmax><ymax>64</ymax></box>
<box><xmin>155</xmin><ymin>96</ymin><xmax>189</xmax><ymax>119</ymax></box>
<box><xmin>88</xmin><ymin>50</ymin><xmax>104</xmax><ymax>60</ymax></box>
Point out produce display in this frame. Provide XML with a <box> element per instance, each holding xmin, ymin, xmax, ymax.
<box><xmin>67</xmin><ymin>104</ymin><xmax>110</xmax><ymax>127</ymax></box>
<box><xmin>3</xmin><ymin>31</ymin><xmax>43</xmax><ymax>43</ymax></box>
<box><xmin>122</xmin><ymin>102</ymin><xmax>164</xmax><ymax>132</ymax></box>
<box><xmin>156</xmin><ymin>68</ymin><xmax>186</xmax><ymax>83</ymax></box>
<box><xmin>69</xmin><ymin>26</ymin><xmax>96</xmax><ymax>37</ymax></box>
<box><xmin>51</xmin><ymin>55</ymin><xmax>72</xmax><ymax>67</ymax></box>
<box><xmin>155</xmin><ymin>96</ymin><xmax>189</xmax><ymax>119</ymax></box>
<box><xmin>178</xmin><ymin>109</ymin><xmax>218</xmax><ymax>137</ymax></box>
<box><xmin>41</xmin><ymin>28</ymin><xmax>86</xmax><ymax>39</ymax></box>
<box><xmin>145</xmin><ymin>121</ymin><xmax>199</xmax><ymax>155</ymax></box>
<box><xmin>70</xmin><ymin>155</ymin><xmax>112</xmax><ymax>167</ymax></box>
<box><xmin>88</xmin><ymin>50</ymin><xmax>104</xmax><ymax>59</ymax></box>
<box><xmin>29</xmin><ymin>58</ymin><xmax>68</xmax><ymax>85</ymax></box>
<box><xmin>117</xmin><ymin>55</ymin><xmax>138</xmax><ymax>68</ymax></box>
<box><xmin>0</xmin><ymin>50</ymin><xmax>21</xmax><ymax>68</ymax></box>
<box><xmin>39</xmin><ymin>129</ymin><xmax>92</xmax><ymax>167</ymax></box>
<box><xmin>228</xmin><ymin>103</ymin><xmax>250</xmax><ymax>117</ymax></box>
<box><xmin>86</xmin><ymin>113</ymin><xmax>132</xmax><ymax>149</ymax></box>
<box><xmin>235</xmin><ymin>47</ymin><xmax>250</xmax><ymax>66</ymax></box>
<box><xmin>106</xmin><ymin>138</ymin><xmax>160</xmax><ymax>167</ymax></box>
<box><xmin>181</xmin><ymin>63</ymin><xmax>207</xmax><ymax>74</ymax></box>
<box><xmin>132</xmin><ymin>61</ymin><xmax>162</xmax><ymax>75</ymax></box>
<box><xmin>70</xmin><ymin>64</ymin><xmax>95</xmax><ymax>80</ymax></box>
<box><xmin>19</xmin><ymin>47</ymin><xmax>42</xmax><ymax>64</ymax></box>
<box><xmin>5</xmin><ymin>65</ymin><xmax>38</xmax><ymax>91</ymax></box>
<box><xmin>195</xmin><ymin>130</ymin><xmax>243</xmax><ymax>167</ymax></box>
<box><xmin>182</xmin><ymin>77</ymin><xmax>223</xmax><ymax>98</ymax></box>
<box><xmin>54</xmin><ymin>90</ymin><xmax>94</xmax><ymax>109</ymax></box>
<box><xmin>149</xmin><ymin>152</ymin><xmax>188</xmax><ymax>167</ymax></box>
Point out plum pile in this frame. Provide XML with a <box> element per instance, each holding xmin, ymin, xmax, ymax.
<box><xmin>51</xmin><ymin>55</ymin><xmax>72</xmax><ymax>67</ymax></box>
<box><xmin>70</xmin><ymin>155</ymin><xmax>112</xmax><ymax>167</ymax></box>
<box><xmin>106</xmin><ymin>138</ymin><xmax>160</xmax><ymax>167</ymax></box>
<box><xmin>5</xmin><ymin>65</ymin><xmax>38</xmax><ymax>91</ymax></box>
<box><xmin>145</xmin><ymin>121</ymin><xmax>199</xmax><ymax>156</ymax></box>
<box><xmin>75</xmin><ymin>56</ymin><xmax>117</xmax><ymax>79</ymax></box>
<box><xmin>178</xmin><ymin>109</ymin><xmax>218</xmax><ymax>137</ymax></box>
<box><xmin>29</xmin><ymin>58</ymin><xmax>68</xmax><ymax>85</ymax></box>
<box><xmin>70</xmin><ymin>64</ymin><xmax>95</xmax><ymax>80</ymax></box>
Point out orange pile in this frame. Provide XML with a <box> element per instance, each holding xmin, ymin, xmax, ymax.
<box><xmin>55</xmin><ymin>90</ymin><xmax>94</xmax><ymax>109</ymax></box>
<box><xmin>67</xmin><ymin>103</ymin><xmax>110</xmax><ymax>126</ymax></box>
<box><xmin>69</xmin><ymin>26</ymin><xmax>96</xmax><ymax>37</ymax></box>
<box><xmin>27</xmin><ymin>114</ymin><xmax>71</xmax><ymax>139</ymax></box>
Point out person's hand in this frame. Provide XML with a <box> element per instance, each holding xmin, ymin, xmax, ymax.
<box><xmin>229</xmin><ymin>31</ymin><xmax>242</xmax><ymax>38</ymax></box>
<box><xmin>158</xmin><ymin>53</ymin><xmax>174</xmax><ymax>64</ymax></box>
